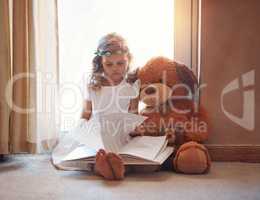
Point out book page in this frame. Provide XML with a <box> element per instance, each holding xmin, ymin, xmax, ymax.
<box><xmin>99</xmin><ymin>112</ymin><xmax>147</xmax><ymax>153</ymax></box>
<box><xmin>119</xmin><ymin>136</ymin><xmax>167</xmax><ymax>161</ymax></box>
<box><xmin>61</xmin><ymin>113</ymin><xmax>146</xmax><ymax>162</ymax></box>
<box><xmin>153</xmin><ymin>147</ymin><xmax>174</xmax><ymax>164</ymax></box>
<box><xmin>62</xmin><ymin>145</ymin><xmax>97</xmax><ymax>161</ymax></box>
<box><xmin>121</xmin><ymin>146</ymin><xmax>174</xmax><ymax>165</ymax></box>
<box><xmin>73</xmin><ymin>117</ymin><xmax>105</xmax><ymax>150</ymax></box>
<box><xmin>60</xmin><ymin>113</ymin><xmax>173</xmax><ymax>165</ymax></box>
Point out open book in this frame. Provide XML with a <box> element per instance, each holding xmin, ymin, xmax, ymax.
<box><xmin>61</xmin><ymin>113</ymin><xmax>174</xmax><ymax>165</ymax></box>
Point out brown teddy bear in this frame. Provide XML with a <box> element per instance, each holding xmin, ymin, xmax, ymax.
<box><xmin>131</xmin><ymin>56</ymin><xmax>211</xmax><ymax>174</ymax></box>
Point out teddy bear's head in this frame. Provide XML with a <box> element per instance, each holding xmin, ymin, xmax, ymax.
<box><xmin>138</xmin><ymin>56</ymin><xmax>198</xmax><ymax>113</ymax></box>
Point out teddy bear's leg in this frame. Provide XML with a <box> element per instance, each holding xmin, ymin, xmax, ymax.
<box><xmin>173</xmin><ymin>141</ymin><xmax>211</xmax><ymax>174</ymax></box>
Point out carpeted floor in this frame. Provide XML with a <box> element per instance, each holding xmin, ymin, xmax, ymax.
<box><xmin>0</xmin><ymin>154</ymin><xmax>260</xmax><ymax>200</ymax></box>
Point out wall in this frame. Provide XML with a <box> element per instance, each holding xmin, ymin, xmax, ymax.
<box><xmin>200</xmin><ymin>0</ymin><xmax>260</xmax><ymax>146</ymax></box>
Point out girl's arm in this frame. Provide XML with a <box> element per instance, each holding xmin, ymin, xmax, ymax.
<box><xmin>128</xmin><ymin>97</ymin><xmax>139</xmax><ymax>114</ymax></box>
<box><xmin>81</xmin><ymin>100</ymin><xmax>92</xmax><ymax>120</ymax></box>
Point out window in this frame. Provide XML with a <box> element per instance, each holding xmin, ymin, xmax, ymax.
<box><xmin>58</xmin><ymin>0</ymin><xmax>174</xmax><ymax>131</ymax></box>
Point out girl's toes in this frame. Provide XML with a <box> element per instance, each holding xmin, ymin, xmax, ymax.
<box><xmin>95</xmin><ymin>149</ymin><xmax>106</xmax><ymax>164</ymax></box>
<box><xmin>95</xmin><ymin>150</ymin><xmax>114</xmax><ymax>180</ymax></box>
<box><xmin>107</xmin><ymin>153</ymin><xmax>125</xmax><ymax>180</ymax></box>
<box><xmin>94</xmin><ymin>150</ymin><xmax>103</xmax><ymax>172</ymax></box>
<box><xmin>95</xmin><ymin>150</ymin><xmax>103</xmax><ymax>163</ymax></box>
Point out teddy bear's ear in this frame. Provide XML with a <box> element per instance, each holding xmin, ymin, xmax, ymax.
<box><xmin>126</xmin><ymin>68</ymin><xmax>139</xmax><ymax>84</ymax></box>
<box><xmin>175</xmin><ymin>63</ymin><xmax>198</xmax><ymax>95</ymax></box>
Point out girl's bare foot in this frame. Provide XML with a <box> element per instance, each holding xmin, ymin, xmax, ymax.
<box><xmin>94</xmin><ymin>149</ymin><xmax>114</xmax><ymax>180</ymax></box>
<box><xmin>94</xmin><ymin>149</ymin><xmax>125</xmax><ymax>180</ymax></box>
<box><xmin>107</xmin><ymin>152</ymin><xmax>125</xmax><ymax>180</ymax></box>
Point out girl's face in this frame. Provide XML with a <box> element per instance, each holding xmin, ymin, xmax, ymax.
<box><xmin>102</xmin><ymin>54</ymin><xmax>129</xmax><ymax>84</ymax></box>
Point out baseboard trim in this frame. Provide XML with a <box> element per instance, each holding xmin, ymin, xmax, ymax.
<box><xmin>206</xmin><ymin>145</ymin><xmax>260</xmax><ymax>163</ymax></box>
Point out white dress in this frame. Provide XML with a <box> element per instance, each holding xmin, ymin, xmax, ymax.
<box><xmin>51</xmin><ymin>79</ymin><xmax>140</xmax><ymax>170</ymax></box>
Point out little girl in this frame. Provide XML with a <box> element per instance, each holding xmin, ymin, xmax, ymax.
<box><xmin>52</xmin><ymin>33</ymin><xmax>141</xmax><ymax>180</ymax></box>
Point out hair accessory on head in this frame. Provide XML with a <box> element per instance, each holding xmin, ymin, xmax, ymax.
<box><xmin>94</xmin><ymin>49</ymin><xmax>128</xmax><ymax>57</ymax></box>
<box><xmin>94</xmin><ymin>33</ymin><xmax>129</xmax><ymax>57</ymax></box>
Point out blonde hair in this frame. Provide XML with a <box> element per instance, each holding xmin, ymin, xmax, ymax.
<box><xmin>89</xmin><ymin>33</ymin><xmax>133</xmax><ymax>91</ymax></box>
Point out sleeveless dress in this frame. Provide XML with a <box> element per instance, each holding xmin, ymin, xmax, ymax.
<box><xmin>51</xmin><ymin>79</ymin><xmax>140</xmax><ymax>170</ymax></box>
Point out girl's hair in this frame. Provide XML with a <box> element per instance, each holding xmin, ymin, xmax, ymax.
<box><xmin>89</xmin><ymin>33</ymin><xmax>134</xmax><ymax>90</ymax></box>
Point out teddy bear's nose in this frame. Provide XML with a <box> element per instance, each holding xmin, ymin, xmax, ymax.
<box><xmin>145</xmin><ymin>86</ymin><xmax>156</xmax><ymax>95</ymax></box>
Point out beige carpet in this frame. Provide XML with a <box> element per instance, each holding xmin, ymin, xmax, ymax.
<box><xmin>0</xmin><ymin>154</ymin><xmax>260</xmax><ymax>200</ymax></box>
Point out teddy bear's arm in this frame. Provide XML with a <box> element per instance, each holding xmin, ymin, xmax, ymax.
<box><xmin>184</xmin><ymin>106</ymin><xmax>210</xmax><ymax>143</ymax></box>
<box><xmin>185</xmin><ymin>127</ymin><xmax>208</xmax><ymax>142</ymax></box>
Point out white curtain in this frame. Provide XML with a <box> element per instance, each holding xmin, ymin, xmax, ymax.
<box><xmin>0</xmin><ymin>0</ymin><xmax>60</xmax><ymax>154</ymax></box>
<box><xmin>28</xmin><ymin>0</ymin><xmax>60</xmax><ymax>153</ymax></box>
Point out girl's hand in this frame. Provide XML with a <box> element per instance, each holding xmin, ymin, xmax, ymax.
<box><xmin>129</xmin><ymin>125</ymin><xmax>146</xmax><ymax>137</ymax></box>
<box><xmin>78</xmin><ymin>118</ymin><xmax>88</xmax><ymax>128</ymax></box>
<box><xmin>165</xmin><ymin>128</ymin><xmax>176</xmax><ymax>145</ymax></box>
<box><xmin>81</xmin><ymin>100</ymin><xmax>92</xmax><ymax>120</ymax></box>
